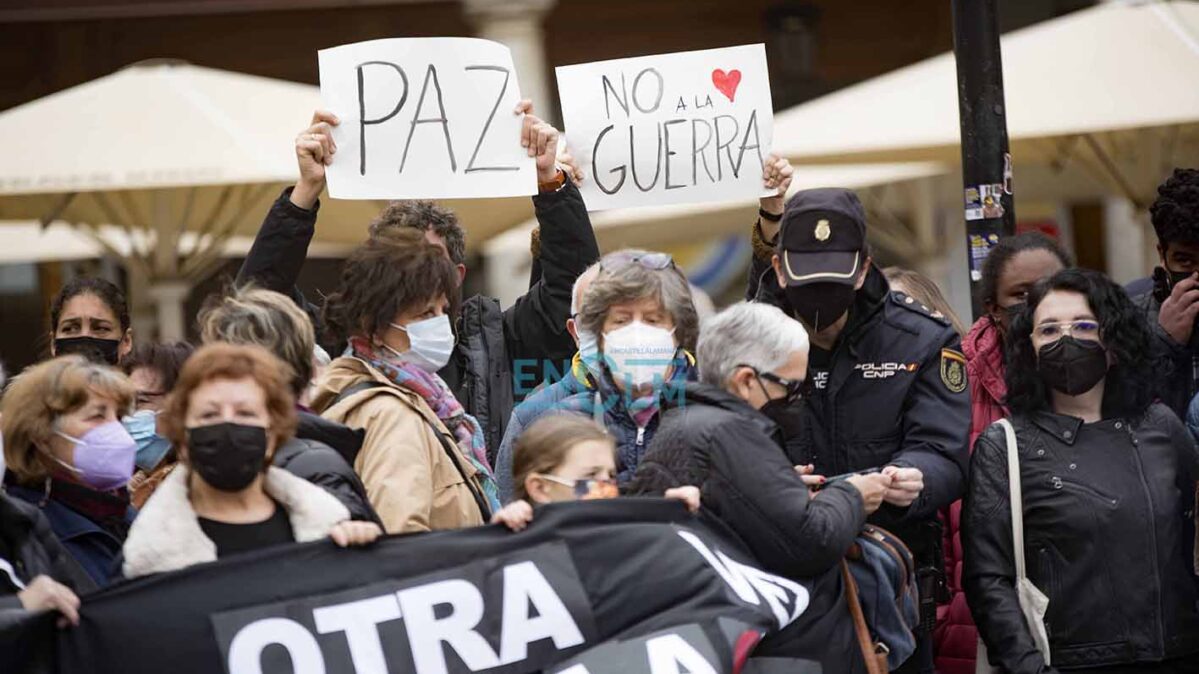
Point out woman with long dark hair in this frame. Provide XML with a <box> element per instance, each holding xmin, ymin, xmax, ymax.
<box><xmin>48</xmin><ymin>277</ymin><xmax>133</xmax><ymax>366</ymax></box>
<box><xmin>964</xmin><ymin>268</ymin><xmax>1199</xmax><ymax>673</ymax></box>
<box><xmin>937</xmin><ymin>233</ymin><xmax>1071</xmax><ymax>674</ymax></box>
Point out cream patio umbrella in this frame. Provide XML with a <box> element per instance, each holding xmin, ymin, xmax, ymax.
<box><xmin>771</xmin><ymin>0</ymin><xmax>1199</xmax><ymax>211</ymax></box>
<box><xmin>0</xmin><ymin>60</ymin><xmax>533</xmax><ymax>339</ymax></box>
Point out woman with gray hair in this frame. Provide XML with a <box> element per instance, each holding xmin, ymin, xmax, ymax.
<box><xmin>494</xmin><ymin>249</ymin><xmax>698</xmax><ymax>501</ymax></box>
<box><xmin>628</xmin><ymin>301</ymin><xmax>890</xmax><ymax>577</ymax></box>
<box><xmin>628</xmin><ymin>304</ymin><xmax>891</xmax><ymax>671</ymax></box>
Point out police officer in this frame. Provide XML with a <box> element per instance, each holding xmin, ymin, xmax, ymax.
<box><xmin>748</xmin><ymin>187</ymin><xmax>969</xmax><ymax>674</ymax></box>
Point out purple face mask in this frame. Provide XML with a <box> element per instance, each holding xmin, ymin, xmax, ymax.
<box><xmin>54</xmin><ymin>420</ymin><xmax>137</xmax><ymax>491</ymax></box>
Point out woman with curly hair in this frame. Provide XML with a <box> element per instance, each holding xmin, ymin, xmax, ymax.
<box><xmin>963</xmin><ymin>268</ymin><xmax>1199</xmax><ymax>674</ymax></box>
<box><xmin>309</xmin><ymin>228</ymin><xmax>495</xmax><ymax>534</ymax></box>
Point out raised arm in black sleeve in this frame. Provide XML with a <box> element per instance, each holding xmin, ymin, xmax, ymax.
<box><xmin>501</xmin><ymin>181</ymin><xmax>600</xmax><ymax>368</ymax></box>
<box><xmin>235</xmin><ymin>187</ymin><xmax>322</xmax><ymax>324</ymax></box>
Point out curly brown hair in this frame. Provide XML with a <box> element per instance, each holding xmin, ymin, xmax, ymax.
<box><xmin>369</xmin><ymin>200</ymin><xmax>466</xmax><ymax>265</ymax></box>
<box><xmin>159</xmin><ymin>343</ymin><xmax>297</xmax><ymax>458</ymax></box>
<box><xmin>323</xmin><ymin>228</ymin><xmax>460</xmax><ymax>343</ymax></box>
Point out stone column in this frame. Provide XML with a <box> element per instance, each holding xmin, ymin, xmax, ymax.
<box><xmin>1103</xmin><ymin>196</ymin><xmax>1149</xmax><ymax>285</ymax></box>
<box><xmin>147</xmin><ymin>280</ymin><xmax>190</xmax><ymax>342</ymax></box>
<box><xmin>464</xmin><ymin>0</ymin><xmax>557</xmax><ymax>122</ymax></box>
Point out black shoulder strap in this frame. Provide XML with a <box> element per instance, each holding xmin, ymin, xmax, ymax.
<box><xmin>329</xmin><ymin>379</ymin><xmax>492</xmax><ymax>522</ymax></box>
<box><xmin>425</xmin><ymin>420</ymin><xmax>493</xmax><ymax>522</ymax></box>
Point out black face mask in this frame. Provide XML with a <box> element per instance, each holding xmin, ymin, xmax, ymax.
<box><xmin>784</xmin><ymin>283</ymin><xmax>855</xmax><ymax>333</ymax></box>
<box><xmin>186</xmin><ymin>423</ymin><xmax>269</xmax><ymax>492</ymax></box>
<box><xmin>1153</xmin><ymin>266</ymin><xmax>1196</xmax><ymax>304</ymax></box>
<box><xmin>1037</xmin><ymin>335</ymin><xmax>1108</xmax><ymax>396</ymax></box>
<box><xmin>1166</xmin><ymin>269</ymin><xmax>1193</xmax><ymax>287</ymax></box>
<box><xmin>54</xmin><ymin>336</ymin><xmax>121</xmax><ymax>365</ymax></box>
<box><xmin>1001</xmin><ymin>302</ymin><xmax>1026</xmax><ymax>319</ymax></box>
<box><xmin>759</xmin><ymin>397</ymin><xmax>805</xmax><ymax>440</ymax></box>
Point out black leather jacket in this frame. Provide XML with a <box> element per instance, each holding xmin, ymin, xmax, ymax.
<box><xmin>963</xmin><ymin>404</ymin><xmax>1199</xmax><ymax>673</ymax></box>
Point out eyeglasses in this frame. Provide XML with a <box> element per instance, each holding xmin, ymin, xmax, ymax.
<box><xmin>537</xmin><ymin>474</ymin><xmax>620</xmax><ymax>500</ymax></box>
<box><xmin>598</xmin><ymin>251</ymin><xmax>675</xmax><ymax>274</ymax></box>
<box><xmin>1033</xmin><ymin>320</ymin><xmax>1100</xmax><ymax>340</ymax></box>
<box><xmin>738</xmin><ymin>364</ymin><xmax>804</xmax><ymax>403</ymax></box>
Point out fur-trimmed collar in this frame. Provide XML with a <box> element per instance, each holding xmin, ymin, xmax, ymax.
<box><xmin>122</xmin><ymin>466</ymin><xmax>349</xmax><ymax>578</ymax></box>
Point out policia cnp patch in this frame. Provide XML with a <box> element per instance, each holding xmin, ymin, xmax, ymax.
<box><xmin>940</xmin><ymin>348</ymin><xmax>967</xmax><ymax>393</ymax></box>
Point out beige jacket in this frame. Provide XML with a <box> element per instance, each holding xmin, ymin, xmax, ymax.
<box><xmin>122</xmin><ymin>466</ymin><xmax>349</xmax><ymax>578</ymax></box>
<box><xmin>310</xmin><ymin>357</ymin><xmax>486</xmax><ymax>534</ymax></box>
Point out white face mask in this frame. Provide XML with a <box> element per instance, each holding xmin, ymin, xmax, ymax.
<box><xmin>387</xmin><ymin>314</ymin><xmax>455</xmax><ymax>373</ymax></box>
<box><xmin>602</xmin><ymin>320</ymin><xmax>677</xmax><ymax>388</ymax></box>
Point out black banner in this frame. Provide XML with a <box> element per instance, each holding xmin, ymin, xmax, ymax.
<box><xmin>3</xmin><ymin>499</ymin><xmax>835</xmax><ymax>674</ymax></box>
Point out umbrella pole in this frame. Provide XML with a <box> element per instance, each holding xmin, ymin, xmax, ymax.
<box><xmin>951</xmin><ymin>0</ymin><xmax>1016</xmax><ymax>320</ymax></box>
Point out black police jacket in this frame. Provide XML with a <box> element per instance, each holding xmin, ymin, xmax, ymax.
<box><xmin>627</xmin><ymin>382</ymin><xmax>866</xmax><ymax>579</ymax></box>
<box><xmin>236</xmin><ymin>183</ymin><xmax>599</xmax><ymax>460</ymax></box>
<box><xmin>963</xmin><ymin>405</ymin><xmax>1199</xmax><ymax>673</ymax></box>
<box><xmin>747</xmin><ymin>255</ymin><xmax>970</xmax><ymax>555</ymax></box>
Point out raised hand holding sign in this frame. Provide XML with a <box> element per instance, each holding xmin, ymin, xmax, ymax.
<box><xmin>318</xmin><ymin>38</ymin><xmax>537</xmax><ymax>199</ymax></box>
<box><xmin>556</xmin><ymin>44</ymin><xmax>774</xmax><ymax>211</ymax></box>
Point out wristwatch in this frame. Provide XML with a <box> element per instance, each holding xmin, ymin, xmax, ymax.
<box><xmin>758</xmin><ymin>207</ymin><xmax>782</xmax><ymax>223</ymax></box>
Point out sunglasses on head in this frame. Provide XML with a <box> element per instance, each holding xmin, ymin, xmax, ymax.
<box><xmin>598</xmin><ymin>252</ymin><xmax>675</xmax><ymax>274</ymax></box>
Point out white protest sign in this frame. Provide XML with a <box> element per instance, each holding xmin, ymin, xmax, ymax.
<box><xmin>318</xmin><ymin>38</ymin><xmax>536</xmax><ymax>200</ymax></box>
<box><xmin>556</xmin><ymin>44</ymin><xmax>773</xmax><ymax>211</ymax></box>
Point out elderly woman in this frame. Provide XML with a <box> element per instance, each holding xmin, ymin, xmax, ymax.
<box><xmin>311</xmin><ymin>228</ymin><xmax>495</xmax><ymax>534</ymax></box>
<box><xmin>198</xmin><ymin>286</ymin><xmax>378</xmax><ymax>525</ymax></box>
<box><xmin>1</xmin><ymin>356</ymin><xmax>138</xmax><ymax>587</ymax></box>
<box><xmin>48</xmin><ymin>277</ymin><xmax>133</xmax><ymax>366</ymax></box>
<box><xmin>495</xmin><ymin>249</ymin><xmax>698</xmax><ymax>503</ymax></box>
<box><xmin>121</xmin><ymin>344</ymin><xmax>380</xmax><ymax>578</ymax></box>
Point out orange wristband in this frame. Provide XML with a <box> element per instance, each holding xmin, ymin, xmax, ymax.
<box><xmin>538</xmin><ymin>169</ymin><xmax>567</xmax><ymax>193</ymax></box>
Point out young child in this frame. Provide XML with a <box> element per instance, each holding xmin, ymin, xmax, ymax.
<box><xmin>492</xmin><ymin>414</ymin><xmax>698</xmax><ymax>531</ymax></box>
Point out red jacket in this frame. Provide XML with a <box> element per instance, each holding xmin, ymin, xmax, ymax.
<box><xmin>935</xmin><ymin>316</ymin><xmax>1007</xmax><ymax>674</ymax></box>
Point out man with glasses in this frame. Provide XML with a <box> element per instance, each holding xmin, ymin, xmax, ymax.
<box><xmin>628</xmin><ymin>301</ymin><xmax>890</xmax><ymax>579</ymax></box>
<box><xmin>748</xmin><ymin>187</ymin><xmax>970</xmax><ymax>674</ymax></box>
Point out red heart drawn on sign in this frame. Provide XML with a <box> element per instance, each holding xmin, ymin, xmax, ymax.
<box><xmin>712</xmin><ymin>69</ymin><xmax>742</xmax><ymax>102</ymax></box>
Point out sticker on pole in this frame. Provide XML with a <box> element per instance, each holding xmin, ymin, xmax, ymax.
<box><xmin>318</xmin><ymin>38</ymin><xmax>537</xmax><ymax>200</ymax></box>
<box><xmin>555</xmin><ymin>44</ymin><xmax>774</xmax><ymax>211</ymax></box>
<box><xmin>964</xmin><ymin>184</ymin><xmax>1004</xmax><ymax>221</ymax></box>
